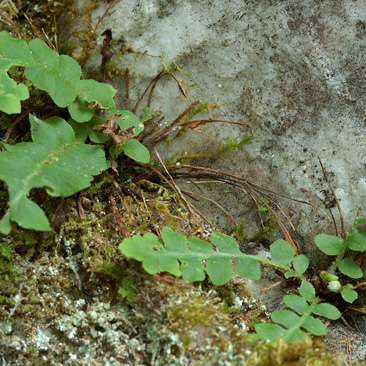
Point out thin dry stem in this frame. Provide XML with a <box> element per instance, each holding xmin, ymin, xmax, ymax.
<box><xmin>182</xmin><ymin>118</ymin><xmax>253</xmax><ymax>135</ymax></box>
<box><xmin>133</xmin><ymin>70</ymin><xmax>167</xmax><ymax>114</ymax></box>
<box><xmin>109</xmin><ymin>193</ymin><xmax>128</xmax><ymax>238</ymax></box>
<box><xmin>3</xmin><ymin>108</ymin><xmax>34</xmax><ymax>147</ymax></box>
<box><xmin>154</xmin><ymin>149</ymin><xmax>200</xmax><ymax>229</ymax></box>
<box><xmin>318</xmin><ymin>157</ymin><xmax>345</xmax><ymax>239</ymax></box>
<box><xmin>144</xmin><ymin>101</ymin><xmax>200</xmax><ymax>149</ymax></box>
<box><xmin>124</xmin><ymin>68</ymin><xmax>130</xmax><ymax>109</ymax></box>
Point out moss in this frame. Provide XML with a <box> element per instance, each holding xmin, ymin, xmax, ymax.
<box><xmin>247</xmin><ymin>338</ymin><xmax>340</xmax><ymax>366</ymax></box>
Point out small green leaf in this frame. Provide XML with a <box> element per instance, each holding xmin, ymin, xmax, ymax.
<box><xmin>341</xmin><ymin>284</ymin><xmax>358</xmax><ymax>303</ymax></box>
<box><xmin>234</xmin><ymin>256</ymin><xmax>261</xmax><ymax>280</ymax></box>
<box><xmin>180</xmin><ymin>257</ymin><xmax>206</xmax><ymax>282</ymax></box>
<box><xmin>211</xmin><ymin>232</ymin><xmax>241</xmax><ymax>255</ymax></box>
<box><xmin>181</xmin><ymin>239</ymin><xmax>208</xmax><ymax>282</ymax></box>
<box><xmin>112</xmin><ymin>109</ymin><xmax>144</xmax><ymax>136</ymax></box>
<box><xmin>69</xmin><ymin>119</ymin><xmax>88</xmax><ymax>142</ymax></box>
<box><xmin>320</xmin><ymin>272</ymin><xmax>339</xmax><ymax>282</ymax></box>
<box><xmin>302</xmin><ymin>316</ymin><xmax>327</xmax><ymax>336</ymax></box>
<box><xmin>121</xmin><ymin>232</ymin><xmax>182</xmax><ymax>276</ymax></box>
<box><xmin>120</xmin><ymin>228</ymin><xmax>262</xmax><ymax>286</ymax></box>
<box><xmin>284</xmin><ymin>270</ymin><xmax>297</xmax><ymax>278</ymax></box>
<box><xmin>26</xmin><ymin>39</ymin><xmax>80</xmax><ymax>107</ymax></box>
<box><xmin>346</xmin><ymin>228</ymin><xmax>366</xmax><ymax>252</ymax></box>
<box><xmin>283</xmin><ymin>295</ymin><xmax>310</xmax><ymax>315</ymax></box>
<box><xmin>298</xmin><ymin>280</ymin><xmax>316</xmax><ymax>302</ymax></box>
<box><xmin>76</xmin><ymin>79</ymin><xmax>116</xmax><ymax>109</ymax></box>
<box><xmin>337</xmin><ymin>258</ymin><xmax>363</xmax><ymax>278</ymax></box>
<box><xmin>69</xmin><ymin>116</ymin><xmax>109</xmax><ymax>144</ymax></box>
<box><xmin>120</xmin><ymin>233</ymin><xmax>162</xmax><ymax>262</ymax></box>
<box><xmin>0</xmin><ymin>31</ymin><xmax>32</xmax><ymax>64</ymax></box>
<box><xmin>161</xmin><ymin>227</ymin><xmax>189</xmax><ymax>255</ymax></box>
<box><xmin>255</xmin><ymin>323</ymin><xmax>308</xmax><ymax>343</ymax></box>
<box><xmin>271</xmin><ymin>309</ymin><xmax>300</xmax><ymax>328</ymax></box>
<box><xmin>292</xmin><ymin>255</ymin><xmax>309</xmax><ymax>275</ymax></box>
<box><xmin>121</xmin><ymin>139</ymin><xmax>150</xmax><ymax>163</ymax></box>
<box><xmin>140</xmin><ymin>106</ymin><xmax>159</xmax><ymax>123</ymax></box>
<box><xmin>68</xmin><ymin>97</ymin><xmax>94</xmax><ymax>122</ymax></box>
<box><xmin>0</xmin><ymin>73</ymin><xmax>29</xmax><ymax>114</ymax></box>
<box><xmin>206</xmin><ymin>257</ymin><xmax>234</xmax><ymax>285</ymax></box>
<box><xmin>282</xmin><ymin>328</ymin><xmax>308</xmax><ymax>343</ymax></box>
<box><xmin>312</xmin><ymin>303</ymin><xmax>341</xmax><ymax>320</ymax></box>
<box><xmin>254</xmin><ymin>323</ymin><xmax>286</xmax><ymax>343</ymax></box>
<box><xmin>314</xmin><ymin>234</ymin><xmax>344</xmax><ymax>255</ymax></box>
<box><xmin>187</xmin><ymin>237</ymin><xmax>215</xmax><ymax>254</ymax></box>
<box><xmin>270</xmin><ymin>239</ymin><xmax>295</xmax><ymax>266</ymax></box>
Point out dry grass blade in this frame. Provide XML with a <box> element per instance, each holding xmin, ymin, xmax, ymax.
<box><xmin>147</xmin><ymin>70</ymin><xmax>168</xmax><ymax>108</ymax></box>
<box><xmin>112</xmin><ymin>180</ymin><xmax>137</xmax><ymax>227</ymax></box>
<box><xmin>182</xmin><ymin>118</ymin><xmax>253</xmax><ymax>135</ymax></box>
<box><xmin>170</xmin><ymin>72</ymin><xmax>187</xmax><ymax>97</ymax></box>
<box><xmin>161</xmin><ymin>164</ymin><xmax>329</xmax><ymax>248</ymax></box>
<box><xmin>167</xmin><ymin>164</ymin><xmax>324</xmax><ymax>209</ymax></box>
<box><xmin>154</xmin><ymin>149</ymin><xmax>200</xmax><ymax>229</ymax></box>
<box><xmin>133</xmin><ymin>70</ymin><xmax>167</xmax><ymax>114</ymax></box>
<box><xmin>180</xmin><ymin>188</ymin><xmax>240</xmax><ymax>242</ymax></box>
<box><xmin>137</xmin><ymin>115</ymin><xmax>165</xmax><ymax>142</ymax></box>
<box><xmin>144</xmin><ymin>100</ymin><xmax>200</xmax><ymax>149</ymax></box>
<box><xmin>100</xmin><ymin>28</ymin><xmax>113</xmax><ymax>82</ymax></box>
<box><xmin>124</xmin><ymin>68</ymin><xmax>130</xmax><ymax>109</ymax></box>
<box><xmin>260</xmin><ymin>279</ymin><xmax>288</xmax><ymax>294</ymax></box>
<box><xmin>24</xmin><ymin>14</ymin><xmax>56</xmax><ymax>50</ymax></box>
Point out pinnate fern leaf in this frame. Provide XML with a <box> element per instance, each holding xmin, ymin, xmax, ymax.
<box><xmin>255</xmin><ymin>280</ymin><xmax>341</xmax><ymax>342</ymax></box>
<box><xmin>120</xmin><ymin>228</ymin><xmax>342</xmax><ymax>342</ymax></box>
<box><xmin>315</xmin><ymin>217</ymin><xmax>366</xmax><ymax>282</ymax></box>
<box><xmin>0</xmin><ymin>115</ymin><xmax>109</xmax><ymax>234</ymax></box>
<box><xmin>119</xmin><ymin>227</ymin><xmax>309</xmax><ymax>286</ymax></box>
<box><xmin>0</xmin><ymin>31</ymin><xmax>116</xmax><ymax>115</ymax></box>
<box><xmin>120</xmin><ymin>228</ymin><xmax>262</xmax><ymax>285</ymax></box>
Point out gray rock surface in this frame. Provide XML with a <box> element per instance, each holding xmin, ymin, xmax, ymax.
<box><xmin>85</xmin><ymin>1</ymin><xmax>366</xmax><ymax>259</ymax></box>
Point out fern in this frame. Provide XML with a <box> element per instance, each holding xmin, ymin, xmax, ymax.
<box><xmin>0</xmin><ymin>115</ymin><xmax>108</xmax><ymax>234</ymax></box>
<box><xmin>314</xmin><ymin>216</ymin><xmax>366</xmax><ymax>303</ymax></box>
<box><xmin>119</xmin><ymin>227</ymin><xmax>341</xmax><ymax>342</ymax></box>
<box><xmin>0</xmin><ymin>32</ymin><xmax>151</xmax><ymax>233</ymax></box>
<box><xmin>119</xmin><ymin>227</ymin><xmax>309</xmax><ymax>286</ymax></box>
<box><xmin>255</xmin><ymin>280</ymin><xmax>340</xmax><ymax>342</ymax></box>
<box><xmin>0</xmin><ymin>31</ymin><xmax>116</xmax><ymax>117</ymax></box>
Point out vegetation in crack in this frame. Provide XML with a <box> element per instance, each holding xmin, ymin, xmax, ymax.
<box><xmin>119</xmin><ymin>218</ymin><xmax>366</xmax><ymax>343</ymax></box>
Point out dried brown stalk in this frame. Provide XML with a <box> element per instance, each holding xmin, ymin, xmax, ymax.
<box><xmin>124</xmin><ymin>68</ymin><xmax>130</xmax><ymax>109</ymax></box>
<box><xmin>133</xmin><ymin>70</ymin><xmax>167</xmax><ymax>114</ymax></box>
<box><xmin>182</xmin><ymin>118</ymin><xmax>253</xmax><ymax>135</ymax></box>
<box><xmin>144</xmin><ymin>100</ymin><xmax>200</xmax><ymax>149</ymax></box>
<box><xmin>112</xmin><ymin>180</ymin><xmax>137</xmax><ymax>227</ymax></box>
<box><xmin>109</xmin><ymin>193</ymin><xmax>128</xmax><ymax>238</ymax></box>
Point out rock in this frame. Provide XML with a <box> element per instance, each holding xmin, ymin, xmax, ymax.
<box><xmin>79</xmin><ymin>1</ymin><xmax>366</xmax><ymax>263</ymax></box>
<box><xmin>66</xmin><ymin>0</ymin><xmax>366</xmax><ymax>261</ymax></box>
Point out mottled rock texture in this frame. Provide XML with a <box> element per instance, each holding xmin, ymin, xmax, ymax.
<box><xmin>86</xmin><ymin>1</ymin><xmax>366</xmax><ymax>263</ymax></box>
